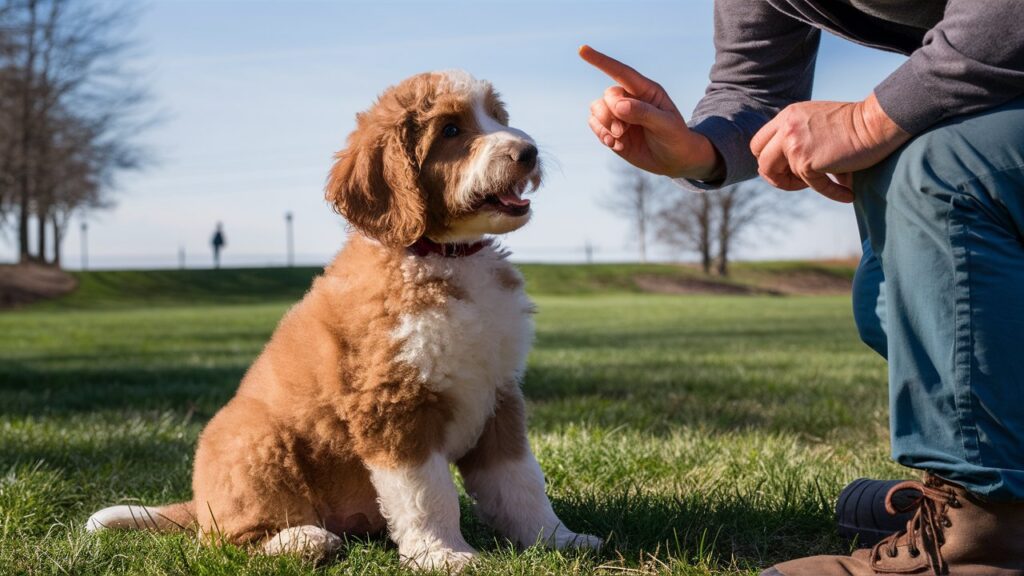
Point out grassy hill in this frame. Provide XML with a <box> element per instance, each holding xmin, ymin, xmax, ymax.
<box><xmin>19</xmin><ymin>260</ymin><xmax>857</xmax><ymax>310</ymax></box>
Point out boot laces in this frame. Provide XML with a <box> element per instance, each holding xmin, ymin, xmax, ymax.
<box><xmin>870</xmin><ymin>479</ymin><xmax>958</xmax><ymax>574</ymax></box>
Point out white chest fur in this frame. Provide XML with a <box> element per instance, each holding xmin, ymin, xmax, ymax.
<box><xmin>391</xmin><ymin>247</ymin><xmax>534</xmax><ymax>459</ymax></box>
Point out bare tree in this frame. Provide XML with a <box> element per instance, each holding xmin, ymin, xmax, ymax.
<box><xmin>41</xmin><ymin>107</ymin><xmax>133</xmax><ymax>265</ymax></box>
<box><xmin>655</xmin><ymin>179</ymin><xmax>800</xmax><ymax>275</ymax></box>
<box><xmin>600</xmin><ymin>163</ymin><xmax>667</xmax><ymax>262</ymax></box>
<box><xmin>0</xmin><ymin>0</ymin><xmax>149</xmax><ymax>265</ymax></box>
<box><xmin>656</xmin><ymin>191</ymin><xmax>714</xmax><ymax>273</ymax></box>
<box><xmin>714</xmin><ymin>180</ymin><xmax>800</xmax><ymax>276</ymax></box>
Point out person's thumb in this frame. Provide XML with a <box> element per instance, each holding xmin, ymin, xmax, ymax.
<box><xmin>612</xmin><ymin>98</ymin><xmax>671</xmax><ymax>131</ymax></box>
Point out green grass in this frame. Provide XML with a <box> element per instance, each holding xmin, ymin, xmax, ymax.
<box><xmin>35</xmin><ymin>260</ymin><xmax>856</xmax><ymax>310</ymax></box>
<box><xmin>0</xmin><ymin>265</ymin><xmax>897</xmax><ymax>575</ymax></box>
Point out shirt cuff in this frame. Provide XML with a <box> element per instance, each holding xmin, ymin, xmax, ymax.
<box><xmin>671</xmin><ymin>115</ymin><xmax>760</xmax><ymax>192</ymax></box>
<box><xmin>874</xmin><ymin>58</ymin><xmax>947</xmax><ymax>135</ymax></box>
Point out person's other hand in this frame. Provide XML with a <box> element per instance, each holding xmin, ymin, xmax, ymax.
<box><xmin>750</xmin><ymin>94</ymin><xmax>910</xmax><ymax>203</ymax></box>
<box><xmin>579</xmin><ymin>45</ymin><xmax>721</xmax><ymax>181</ymax></box>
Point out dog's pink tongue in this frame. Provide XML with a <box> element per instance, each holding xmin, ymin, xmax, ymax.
<box><xmin>498</xmin><ymin>191</ymin><xmax>530</xmax><ymax>207</ymax></box>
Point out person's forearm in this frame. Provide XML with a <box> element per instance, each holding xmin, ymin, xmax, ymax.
<box><xmin>874</xmin><ymin>0</ymin><xmax>1024</xmax><ymax>135</ymax></box>
<box><xmin>675</xmin><ymin>0</ymin><xmax>820</xmax><ymax>191</ymax></box>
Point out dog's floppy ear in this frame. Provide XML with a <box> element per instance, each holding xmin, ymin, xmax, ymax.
<box><xmin>326</xmin><ymin>109</ymin><xmax>426</xmax><ymax>247</ymax></box>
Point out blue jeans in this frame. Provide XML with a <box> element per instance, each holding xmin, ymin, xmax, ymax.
<box><xmin>852</xmin><ymin>97</ymin><xmax>1024</xmax><ymax>501</ymax></box>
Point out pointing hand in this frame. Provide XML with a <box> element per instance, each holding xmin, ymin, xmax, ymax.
<box><xmin>580</xmin><ymin>44</ymin><xmax>721</xmax><ymax>181</ymax></box>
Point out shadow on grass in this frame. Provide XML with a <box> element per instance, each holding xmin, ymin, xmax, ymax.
<box><xmin>0</xmin><ymin>344</ymin><xmax>880</xmax><ymax>442</ymax></box>
<box><xmin>522</xmin><ymin>359</ymin><xmax>882</xmax><ymax>439</ymax></box>
<box><xmin>0</xmin><ymin>360</ymin><xmax>242</xmax><ymax>418</ymax></box>
<box><xmin>0</xmin><ymin>432</ymin><xmax>196</xmax><ymax>477</ymax></box>
<box><xmin>0</xmin><ymin>357</ymin><xmax>875</xmax><ymax>441</ymax></box>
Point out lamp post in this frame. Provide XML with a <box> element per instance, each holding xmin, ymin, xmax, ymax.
<box><xmin>80</xmin><ymin>221</ymin><xmax>88</xmax><ymax>270</ymax></box>
<box><xmin>285</xmin><ymin>211</ymin><xmax>294</xmax><ymax>267</ymax></box>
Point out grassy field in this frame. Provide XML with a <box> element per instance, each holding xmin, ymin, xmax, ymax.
<box><xmin>0</xmin><ymin>263</ymin><xmax>902</xmax><ymax>575</ymax></box>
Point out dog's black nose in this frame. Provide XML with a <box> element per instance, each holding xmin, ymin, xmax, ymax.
<box><xmin>512</xmin><ymin>144</ymin><xmax>538</xmax><ymax>168</ymax></box>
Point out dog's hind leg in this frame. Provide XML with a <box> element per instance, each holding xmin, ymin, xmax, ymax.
<box><xmin>262</xmin><ymin>525</ymin><xmax>343</xmax><ymax>560</ymax></box>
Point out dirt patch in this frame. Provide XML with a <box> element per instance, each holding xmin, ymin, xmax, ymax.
<box><xmin>633</xmin><ymin>274</ymin><xmax>778</xmax><ymax>296</ymax></box>
<box><xmin>0</xmin><ymin>263</ymin><xmax>77</xmax><ymax>309</ymax></box>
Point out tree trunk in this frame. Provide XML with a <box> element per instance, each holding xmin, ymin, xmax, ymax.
<box><xmin>638</xmin><ymin>215</ymin><xmax>647</xmax><ymax>263</ymax></box>
<box><xmin>51</xmin><ymin>212</ymin><xmax>61</xmax><ymax>267</ymax></box>
<box><xmin>717</xmin><ymin>222</ymin><xmax>730</xmax><ymax>277</ymax></box>
<box><xmin>18</xmin><ymin>0</ymin><xmax>39</xmax><ymax>264</ymax></box>
<box><xmin>717</xmin><ymin>191</ymin><xmax>734</xmax><ymax>277</ymax></box>
<box><xmin>18</xmin><ymin>185</ymin><xmax>30</xmax><ymax>262</ymax></box>
<box><xmin>36</xmin><ymin>208</ymin><xmax>48</xmax><ymax>263</ymax></box>
<box><xmin>699</xmin><ymin>194</ymin><xmax>712</xmax><ymax>274</ymax></box>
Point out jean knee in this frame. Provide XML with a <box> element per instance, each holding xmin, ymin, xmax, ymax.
<box><xmin>853</xmin><ymin>287</ymin><xmax>887</xmax><ymax>358</ymax></box>
<box><xmin>852</xmin><ymin>246</ymin><xmax>887</xmax><ymax>358</ymax></box>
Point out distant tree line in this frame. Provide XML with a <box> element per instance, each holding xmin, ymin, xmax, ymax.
<box><xmin>0</xmin><ymin>0</ymin><xmax>149</xmax><ymax>266</ymax></box>
<box><xmin>602</xmin><ymin>164</ymin><xmax>800</xmax><ymax>276</ymax></box>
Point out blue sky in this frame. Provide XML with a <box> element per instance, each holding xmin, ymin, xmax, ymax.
<box><xmin>3</xmin><ymin>0</ymin><xmax>907</xmax><ymax>268</ymax></box>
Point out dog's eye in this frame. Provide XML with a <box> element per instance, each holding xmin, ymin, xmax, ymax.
<box><xmin>442</xmin><ymin>124</ymin><xmax>460</xmax><ymax>138</ymax></box>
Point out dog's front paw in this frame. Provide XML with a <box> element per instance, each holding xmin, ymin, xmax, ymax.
<box><xmin>550</xmin><ymin>528</ymin><xmax>603</xmax><ymax>551</ymax></box>
<box><xmin>401</xmin><ymin>547</ymin><xmax>477</xmax><ymax>573</ymax></box>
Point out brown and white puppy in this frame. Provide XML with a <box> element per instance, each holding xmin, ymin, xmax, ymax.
<box><xmin>86</xmin><ymin>70</ymin><xmax>601</xmax><ymax>571</ymax></box>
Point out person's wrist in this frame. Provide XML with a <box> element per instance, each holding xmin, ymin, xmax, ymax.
<box><xmin>668</xmin><ymin>131</ymin><xmax>724</xmax><ymax>182</ymax></box>
<box><xmin>860</xmin><ymin>93</ymin><xmax>910</xmax><ymax>151</ymax></box>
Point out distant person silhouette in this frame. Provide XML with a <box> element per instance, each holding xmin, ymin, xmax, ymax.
<box><xmin>211</xmin><ymin>223</ymin><xmax>226</xmax><ymax>269</ymax></box>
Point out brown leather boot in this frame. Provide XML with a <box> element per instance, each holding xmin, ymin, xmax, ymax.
<box><xmin>762</xmin><ymin>475</ymin><xmax>1024</xmax><ymax>576</ymax></box>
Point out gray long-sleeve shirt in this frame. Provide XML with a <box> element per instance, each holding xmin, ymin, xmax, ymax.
<box><xmin>683</xmin><ymin>0</ymin><xmax>1024</xmax><ymax>190</ymax></box>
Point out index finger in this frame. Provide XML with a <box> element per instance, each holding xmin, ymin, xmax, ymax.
<box><xmin>579</xmin><ymin>44</ymin><xmax>656</xmax><ymax>96</ymax></box>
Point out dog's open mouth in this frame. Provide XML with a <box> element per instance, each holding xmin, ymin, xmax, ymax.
<box><xmin>472</xmin><ymin>173</ymin><xmax>539</xmax><ymax>218</ymax></box>
<box><xmin>479</xmin><ymin>190</ymin><xmax>531</xmax><ymax>217</ymax></box>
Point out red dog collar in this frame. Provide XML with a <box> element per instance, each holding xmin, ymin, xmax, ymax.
<box><xmin>407</xmin><ymin>237</ymin><xmax>490</xmax><ymax>258</ymax></box>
